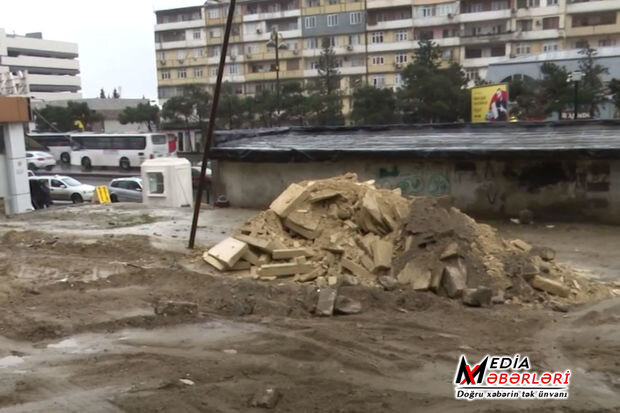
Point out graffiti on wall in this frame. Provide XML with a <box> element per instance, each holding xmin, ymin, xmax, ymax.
<box><xmin>377</xmin><ymin>165</ymin><xmax>451</xmax><ymax>196</ymax></box>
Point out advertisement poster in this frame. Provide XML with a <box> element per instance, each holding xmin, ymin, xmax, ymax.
<box><xmin>471</xmin><ymin>83</ymin><xmax>509</xmax><ymax>123</ymax></box>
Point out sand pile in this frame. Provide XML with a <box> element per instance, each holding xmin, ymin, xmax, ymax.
<box><xmin>203</xmin><ymin>173</ymin><xmax>604</xmax><ymax>308</ymax></box>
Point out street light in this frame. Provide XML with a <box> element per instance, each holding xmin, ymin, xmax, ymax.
<box><xmin>266</xmin><ymin>28</ymin><xmax>288</xmax><ymax>125</ymax></box>
<box><xmin>567</xmin><ymin>70</ymin><xmax>583</xmax><ymax>120</ymax></box>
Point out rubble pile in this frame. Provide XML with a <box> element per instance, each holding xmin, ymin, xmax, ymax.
<box><xmin>203</xmin><ymin>173</ymin><xmax>601</xmax><ymax>310</ymax></box>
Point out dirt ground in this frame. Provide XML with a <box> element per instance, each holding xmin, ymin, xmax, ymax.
<box><xmin>0</xmin><ymin>204</ymin><xmax>619</xmax><ymax>412</ymax></box>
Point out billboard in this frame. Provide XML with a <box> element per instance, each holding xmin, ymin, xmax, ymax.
<box><xmin>471</xmin><ymin>83</ymin><xmax>508</xmax><ymax>123</ymax></box>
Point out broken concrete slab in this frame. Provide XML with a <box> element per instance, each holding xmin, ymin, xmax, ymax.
<box><xmin>233</xmin><ymin>234</ymin><xmax>273</xmax><ymax>253</ymax></box>
<box><xmin>203</xmin><ymin>252</ymin><xmax>228</xmax><ymax>271</ymax></box>
<box><xmin>341</xmin><ymin>273</ymin><xmax>360</xmax><ymax>286</ymax></box>
<box><xmin>269</xmin><ymin>183</ymin><xmax>309</xmax><ymax>218</ymax></box>
<box><xmin>361</xmin><ymin>255</ymin><xmax>374</xmax><ymax>272</ymax></box>
<box><xmin>341</xmin><ymin>257</ymin><xmax>373</xmax><ymax>280</ymax></box>
<box><xmin>334</xmin><ymin>295</ymin><xmax>362</xmax><ymax>315</ymax></box>
<box><xmin>315</xmin><ymin>287</ymin><xmax>338</xmax><ymax>316</ymax></box>
<box><xmin>530</xmin><ymin>275</ymin><xmax>570</xmax><ymax>297</ymax></box>
<box><xmin>250</xmin><ymin>386</ymin><xmax>281</xmax><ymax>409</ymax></box>
<box><xmin>272</xmin><ymin>248</ymin><xmax>313</xmax><ymax>260</ymax></box>
<box><xmin>372</xmin><ymin>239</ymin><xmax>393</xmax><ymax>271</ymax></box>
<box><xmin>441</xmin><ymin>265</ymin><xmax>467</xmax><ymax>298</ymax></box>
<box><xmin>397</xmin><ymin>261</ymin><xmax>432</xmax><ymax>290</ymax></box>
<box><xmin>154</xmin><ymin>300</ymin><xmax>198</xmax><ymax>317</ymax></box>
<box><xmin>242</xmin><ymin>249</ymin><xmax>260</xmax><ymax>265</ymax></box>
<box><xmin>511</xmin><ymin>239</ymin><xmax>533</xmax><ymax>253</ymax></box>
<box><xmin>257</xmin><ymin>262</ymin><xmax>313</xmax><ymax>277</ymax></box>
<box><xmin>230</xmin><ymin>260</ymin><xmax>251</xmax><ymax>271</ymax></box>
<box><xmin>378</xmin><ymin>275</ymin><xmax>399</xmax><ymax>291</ymax></box>
<box><xmin>462</xmin><ymin>287</ymin><xmax>493</xmax><ymax>307</ymax></box>
<box><xmin>308</xmin><ymin>189</ymin><xmax>341</xmax><ymax>203</ymax></box>
<box><xmin>283</xmin><ymin>211</ymin><xmax>321</xmax><ymax>239</ymax></box>
<box><xmin>536</xmin><ymin>247</ymin><xmax>556</xmax><ymax>262</ymax></box>
<box><xmin>207</xmin><ymin>237</ymin><xmax>248</xmax><ymax>267</ymax></box>
<box><xmin>440</xmin><ymin>242</ymin><xmax>460</xmax><ymax>260</ymax></box>
<box><xmin>298</xmin><ymin>268</ymin><xmax>324</xmax><ymax>283</ymax></box>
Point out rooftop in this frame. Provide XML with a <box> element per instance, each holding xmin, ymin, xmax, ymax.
<box><xmin>211</xmin><ymin>121</ymin><xmax>620</xmax><ymax>162</ymax></box>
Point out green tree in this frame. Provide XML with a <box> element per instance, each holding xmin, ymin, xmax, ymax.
<box><xmin>35</xmin><ymin>101</ymin><xmax>103</xmax><ymax>132</ymax></box>
<box><xmin>118</xmin><ymin>102</ymin><xmax>160</xmax><ymax>131</ymax></box>
<box><xmin>307</xmin><ymin>38</ymin><xmax>343</xmax><ymax>126</ymax></box>
<box><xmin>99</xmin><ymin>88</ymin><xmax>106</xmax><ymax>99</ymax></box>
<box><xmin>608</xmin><ymin>78</ymin><xmax>620</xmax><ymax>115</ymax></box>
<box><xmin>578</xmin><ymin>46</ymin><xmax>609</xmax><ymax>118</ymax></box>
<box><xmin>351</xmin><ymin>85</ymin><xmax>397</xmax><ymax>125</ymax></box>
<box><xmin>113</xmin><ymin>88</ymin><xmax>120</xmax><ymax>98</ymax></box>
<box><xmin>253</xmin><ymin>89</ymin><xmax>278</xmax><ymax>127</ymax></box>
<box><xmin>398</xmin><ymin>39</ymin><xmax>468</xmax><ymax>123</ymax></box>
<box><xmin>539</xmin><ymin>62</ymin><xmax>572</xmax><ymax>120</ymax></box>
<box><xmin>161</xmin><ymin>85</ymin><xmax>212</xmax><ymax>136</ymax></box>
<box><xmin>217</xmin><ymin>82</ymin><xmax>242</xmax><ymax>129</ymax></box>
<box><xmin>508</xmin><ymin>77</ymin><xmax>546</xmax><ymax>120</ymax></box>
<box><xmin>280</xmin><ymin>82</ymin><xmax>308</xmax><ymax>125</ymax></box>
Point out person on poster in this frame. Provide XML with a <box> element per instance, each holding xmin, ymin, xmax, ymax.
<box><xmin>487</xmin><ymin>88</ymin><xmax>508</xmax><ymax>121</ymax></box>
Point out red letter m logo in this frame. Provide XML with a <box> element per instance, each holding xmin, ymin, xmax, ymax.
<box><xmin>454</xmin><ymin>355</ymin><xmax>488</xmax><ymax>385</ymax></box>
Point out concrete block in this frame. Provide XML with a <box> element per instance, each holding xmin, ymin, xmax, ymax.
<box><xmin>397</xmin><ymin>262</ymin><xmax>431</xmax><ymax>290</ymax></box>
<box><xmin>372</xmin><ymin>239</ymin><xmax>393</xmax><ymax>271</ymax></box>
<box><xmin>341</xmin><ymin>273</ymin><xmax>359</xmax><ymax>286</ymax></box>
<box><xmin>511</xmin><ymin>239</ymin><xmax>533</xmax><ymax>253</ymax></box>
<box><xmin>309</xmin><ymin>189</ymin><xmax>341</xmax><ymax>203</ymax></box>
<box><xmin>342</xmin><ymin>257</ymin><xmax>373</xmax><ymax>280</ymax></box>
<box><xmin>284</xmin><ymin>211</ymin><xmax>321</xmax><ymax>239</ymax></box>
<box><xmin>203</xmin><ymin>252</ymin><xmax>228</xmax><ymax>271</ymax></box>
<box><xmin>440</xmin><ymin>242</ymin><xmax>460</xmax><ymax>260</ymax></box>
<box><xmin>272</xmin><ymin>248</ymin><xmax>313</xmax><ymax>260</ymax></box>
<box><xmin>378</xmin><ymin>275</ymin><xmax>399</xmax><ymax>291</ymax></box>
<box><xmin>230</xmin><ymin>260</ymin><xmax>251</xmax><ymax>271</ymax></box>
<box><xmin>269</xmin><ymin>183</ymin><xmax>309</xmax><ymax>218</ymax></box>
<box><xmin>243</xmin><ymin>249</ymin><xmax>260</xmax><ymax>265</ymax></box>
<box><xmin>257</xmin><ymin>262</ymin><xmax>313</xmax><ymax>277</ymax></box>
<box><xmin>250</xmin><ymin>386</ymin><xmax>281</xmax><ymax>409</ymax></box>
<box><xmin>462</xmin><ymin>287</ymin><xmax>493</xmax><ymax>307</ymax></box>
<box><xmin>536</xmin><ymin>247</ymin><xmax>556</xmax><ymax>262</ymax></box>
<box><xmin>334</xmin><ymin>295</ymin><xmax>362</xmax><ymax>315</ymax></box>
<box><xmin>316</xmin><ymin>287</ymin><xmax>337</xmax><ymax>316</ymax></box>
<box><xmin>361</xmin><ymin>255</ymin><xmax>374</xmax><ymax>272</ymax></box>
<box><xmin>207</xmin><ymin>237</ymin><xmax>248</xmax><ymax>267</ymax></box>
<box><xmin>530</xmin><ymin>275</ymin><xmax>570</xmax><ymax>297</ymax></box>
<box><xmin>441</xmin><ymin>265</ymin><xmax>467</xmax><ymax>298</ymax></box>
<box><xmin>233</xmin><ymin>234</ymin><xmax>274</xmax><ymax>253</ymax></box>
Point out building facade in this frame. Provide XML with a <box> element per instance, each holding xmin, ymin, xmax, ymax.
<box><xmin>0</xmin><ymin>29</ymin><xmax>81</xmax><ymax>103</ymax></box>
<box><xmin>154</xmin><ymin>0</ymin><xmax>620</xmax><ymax>115</ymax></box>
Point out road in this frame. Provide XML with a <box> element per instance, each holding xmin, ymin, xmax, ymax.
<box><xmin>34</xmin><ymin>164</ymin><xmax>140</xmax><ymax>187</ymax></box>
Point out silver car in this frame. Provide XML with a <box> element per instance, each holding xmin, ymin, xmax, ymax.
<box><xmin>29</xmin><ymin>175</ymin><xmax>94</xmax><ymax>203</ymax></box>
<box><xmin>108</xmin><ymin>177</ymin><xmax>143</xmax><ymax>203</ymax></box>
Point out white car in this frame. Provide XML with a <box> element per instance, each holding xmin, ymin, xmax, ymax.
<box><xmin>26</xmin><ymin>151</ymin><xmax>56</xmax><ymax>171</ymax></box>
<box><xmin>29</xmin><ymin>175</ymin><xmax>95</xmax><ymax>203</ymax></box>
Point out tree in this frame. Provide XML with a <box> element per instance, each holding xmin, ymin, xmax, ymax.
<box><xmin>217</xmin><ymin>82</ymin><xmax>243</xmax><ymax>129</ymax></box>
<box><xmin>507</xmin><ymin>77</ymin><xmax>546</xmax><ymax>120</ymax></box>
<box><xmin>35</xmin><ymin>101</ymin><xmax>103</xmax><ymax>132</ymax></box>
<box><xmin>113</xmin><ymin>88</ymin><xmax>120</xmax><ymax>99</ymax></box>
<box><xmin>398</xmin><ymin>39</ymin><xmax>468</xmax><ymax>123</ymax></box>
<box><xmin>99</xmin><ymin>88</ymin><xmax>106</xmax><ymax>99</ymax></box>
<box><xmin>305</xmin><ymin>38</ymin><xmax>343</xmax><ymax>126</ymax></box>
<box><xmin>161</xmin><ymin>85</ymin><xmax>211</xmax><ymax>132</ymax></box>
<box><xmin>351</xmin><ymin>86</ymin><xmax>397</xmax><ymax>125</ymax></box>
<box><xmin>539</xmin><ymin>62</ymin><xmax>572</xmax><ymax>120</ymax></box>
<box><xmin>578</xmin><ymin>46</ymin><xmax>609</xmax><ymax>118</ymax></box>
<box><xmin>608</xmin><ymin>78</ymin><xmax>620</xmax><ymax>115</ymax></box>
<box><xmin>280</xmin><ymin>82</ymin><xmax>308</xmax><ymax>125</ymax></box>
<box><xmin>118</xmin><ymin>102</ymin><xmax>160</xmax><ymax>131</ymax></box>
<box><xmin>253</xmin><ymin>89</ymin><xmax>278</xmax><ymax>127</ymax></box>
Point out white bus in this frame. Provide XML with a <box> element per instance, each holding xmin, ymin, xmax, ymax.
<box><xmin>69</xmin><ymin>133</ymin><xmax>171</xmax><ymax>170</ymax></box>
<box><xmin>27</xmin><ymin>133</ymin><xmax>72</xmax><ymax>164</ymax></box>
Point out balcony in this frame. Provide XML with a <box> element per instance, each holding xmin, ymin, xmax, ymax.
<box><xmin>367</xmin><ymin>18</ymin><xmax>414</xmax><ymax>31</ymax></box>
<box><xmin>460</xmin><ymin>32</ymin><xmax>513</xmax><ymax>45</ymax></box>
<box><xmin>461</xmin><ymin>55</ymin><xmax>508</xmax><ymax>67</ymax></box>
<box><xmin>208</xmin><ymin>75</ymin><xmax>246</xmax><ymax>83</ymax></box>
<box><xmin>514</xmin><ymin>28</ymin><xmax>561</xmax><ymax>41</ymax></box>
<box><xmin>155</xmin><ymin>38</ymin><xmax>206</xmax><ymax>51</ymax></box>
<box><xmin>459</xmin><ymin>9</ymin><xmax>511</xmax><ymax>23</ymax></box>
<box><xmin>367</xmin><ymin>0</ymin><xmax>413</xmax><ymax>9</ymax></box>
<box><xmin>339</xmin><ymin>66</ymin><xmax>367</xmax><ymax>75</ymax></box>
<box><xmin>515</xmin><ymin>6</ymin><xmax>562</xmax><ymax>18</ymax></box>
<box><xmin>243</xmin><ymin>9</ymin><xmax>301</xmax><ymax>22</ymax></box>
<box><xmin>303</xmin><ymin>2</ymin><xmax>364</xmax><ymax>16</ymax></box>
<box><xmin>413</xmin><ymin>15</ymin><xmax>458</xmax><ymax>27</ymax></box>
<box><xmin>154</xmin><ymin>20</ymin><xmax>204</xmax><ymax>32</ymax></box>
<box><xmin>5</xmin><ymin>36</ymin><xmax>78</xmax><ymax>58</ymax></box>
<box><xmin>30</xmin><ymin>91</ymin><xmax>82</xmax><ymax>102</ymax></box>
<box><xmin>158</xmin><ymin>57</ymin><xmax>209</xmax><ymax>68</ymax></box>
<box><xmin>367</xmin><ymin>40</ymin><xmax>416</xmax><ymax>53</ymax></box>
<box><xmin>566</xmin><ymin>24</ymin><xmax>620</xmax><ymax>37</ymax></box>
<box><xmin>0</xmin><ymin>55</ymin><xmax>80</xmax><ymax>74</ymax></box>
<box><xmin>412</xmin><ymin>37</ymin><xmax>460</xmax><ymax>48</ymax></box>
<box><xmin>567</xmin><ymin>0</ymin><xmax>620</xmax><ymax>14</ymax></box>
<box><xmin>28</xmin><ymin>74</ymin><xmax>81</xmax><ymax>91</ymax></box>
<box><xmin>244</xmin><ymin>70</ymin><xmax>303</xmax><ymax>81</ymax></box>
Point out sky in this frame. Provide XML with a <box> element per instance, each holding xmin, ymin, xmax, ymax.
<box><xmin>3</xmin><ymin>0</ymin><xmax>195</xmax><ymax>100</ymax></box>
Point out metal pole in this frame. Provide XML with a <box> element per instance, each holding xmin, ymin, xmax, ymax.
<box><xmin>275</xmin><ymin>32</ymin><xmax>281</xmax><ymax>127</ymax></box>
<box><xmin>188</xmin><ymin>0</ymin><xmax>237</xmax><ymax>249</ymax></box>
<box><xmin>573</xmin><ymin>80</ymin><xmax>578</xmax><ymax>120</ymax></box>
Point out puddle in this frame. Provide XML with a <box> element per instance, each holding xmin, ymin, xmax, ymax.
<box><xmin>47</xmin><ymin>339</ymin><xmax>79</xmax><ymax>349</ymax></box>
<box><xmin>0</xmin><ymin>356</ymin><xmax>25</xmax><ymax>368</ymax></box>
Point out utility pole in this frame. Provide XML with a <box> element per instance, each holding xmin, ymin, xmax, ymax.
<box><xmin>268</xmin><ymin>28</ymin><xmax>287</xmax><ymax>126</ymax></box>
<box><xmin>568</xmin><ymin>70</ymin><xmax>583</xmax><ymax>120</ymax></box>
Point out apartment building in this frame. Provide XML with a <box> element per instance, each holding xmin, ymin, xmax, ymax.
<box><xmin>0</xmin><ymin>29</ymin><xmax>81</xmax><ymax>102</ymax></box>
<box><xmin>154</xmin><ymin>0</ymin><xmax>620</xmax><ymax>115</ymax></box>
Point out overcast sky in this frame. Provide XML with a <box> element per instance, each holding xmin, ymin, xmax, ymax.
<box><xmin>3</xmin><ymin>0</ymin><xmax>196</xmax><ymax>100</ymax></box>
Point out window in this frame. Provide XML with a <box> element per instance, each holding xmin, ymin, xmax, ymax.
<box><xmin>193</xmin><ymin>30</ymin><xmax>201</xmax><ymax>40</ymax></box>
<box><xmin>372</xmin><ymin>56</ymin><xmax>384</xmax><ymax>65</ymax></box>
<box><xmin>328</xmin><ymin>0</ymin><xmax>338</xmax><ymax>4</ymax></box>
<box><xmin>574</xmin><ymin>40</ymin><xmax>589</xmax><ymax>49</ymax></box>
<box><xmin>547</xmin><ymin>0</ymin><xmax>558</xmax><ymax>5</ymax></box>
<box><xmin>543</xmin><ymin>42</ymin><xmax>558</xmax><ymax>52</ymax></box>
<box><xmin>161</xmin><ymin>71</ymin><xmax>171</xmax><ymax>80</ymax></box>
<box><xmin>396</xmin><ymin>30</ymin><xmax>408</xmax><ymax>41</ymax></box>
<box><xmin>442</xmin><ymin>28</ymin><xmax>458</xmax><ymax>38</ymax></box>
<box><xmin>147</xmin><ymin>172</ymin><xmax>165</xmax><ymax>195</ymax></box>
<box><xmin>491</xmin><ymin>0</ymin><xmax>507</xmax><ymax>10</ymax></box>
<box><xmin>208</xmin><ymin>8</ymin><xmax>220</xmax><ymax>19</ymax></box>
<box><xmin>437</xmin><ymin>4</ymin><xmax>453</xmax><ymax>16</ymax></box>
<box><xmin>193</xmin><ymin>48</ymin><xmax>204</xmax><ymax>57</ymax></box>
<box><xmin>599</xmin><ymin>39</ymin><xmax>616</xmax><ymax>47</ymax></box>
<box><xmin>178</xmin><ymin>68</ymin><xmax>187</xmax><ymax>79</ymax></box>
<box><xmin>327</xmin><ymin>14</ymin><xmax>339</xmax><ymax>27</ymax></box>
<box><xmin>572</xmin><ymin>12</ymin><xmax>616</xmax><ymax>28</ymax></box>
<box><xmin>210</xmin><ymin>28</ymin><xmax>222</xmax><ymax>38</ymax></box>
<box><xmin>158</xmin><ymin>52</ymin><xmax>166</xmax><ymax>61</ymax></box>
<box><xmin>542</xmin><ymin>16</ymin><xmax>559</xmax><ymax>30</ymax></box>
<box><xmin>395</xmin><ymin>73</ymin><xmax>403</xmax><ymax>86</ymax></box>
<box><xmin>229</xmin><ymin>64</ymin><xmax>241</xmax><ymax>74</ymax></box>
<box><xmin>517</xmin><ymin>0</ymin><xmax>539</xmax><ymax>7</ymax></box>
<box><xmin>305</xmin><ymin>16</ymin><xmax>317</xmax><ymax>29</ymax></box>
<box><xmin>287</xmin><ymin>59</ymin><xmax>300</xmax><ymax>70</ymax></box>
<box><xmin>348</xmin><ymin>34</ymin><xmax>361</xmax><ymax>45</ymax></box>
<box><xmin>327</xmin><ymin>36</ymin><xmax>337</xmax><ymax>47</ymax></box>
<box><xmin>415</xmin><ymin>30</ymin><xmax>433</xmax><ymax>40</ymax></box>
<box><xmin>465</xmin><ymin>69</ymin><xmax>480</xmax><ymax>81</ymax></box>
<box><xmin>350</xmin><ymin>11</ymin><xmax>362</xmax><ymax>25</ymax></box>
<box><xmin>515</xmin><ymin>43</ymin><xmax>531</xmax><ymax>55</ymax></box>
<box><xmin>420</xmin><ymin>6</ymin><xmax>434</xmax><ymax>17</ymax></box>
<box><xmin>209</xmin><ymin>67</ymin><xmax>218</xmax><ymax>76</ymax></box>
<box><xmin>194</xmin><ymin>67</ymin><xmax>203</xmax><ymax>77</ymax></box>
<box><xmin>490</xmin><ymin>45</ymin><xmax>505</xmax><ymax>57</ymax></box>
<box><xmin>246</xmin><ymin>44</ymin><xmax>259</xmax><ymax>54</ymax></box>
<box><xmin>306</xmin><ymin>38</ymin><xmax>318</xmax><ymax>49</ymax></box>
<box><xmin>516</xmin><ymin>20</ymin><xmax>533</xmax><ymax>32</ymax></box>
<box><xmin>307</xmin><ymin>0</ymin><xmax>319</xmax><ymax>6</ymax></box>
<box><xmin>372</xmin><ymin>75</ymin><xmax>385</xmax><ymax>87</ymax></box>
<box><xmin>177</xmin><ymin>50</ymin><xmax>186</xmax><ymax>59</ymax></box>
<box><xmin>395</xmin><ymin>53</ymin><xmax>407</xmax><ymax>64</ymax></box>
<box><xmin>442</xmin><ymin>48</ymin><xmax>454</xmax><ymax>60</ymax></box>
<box><xmin>151</xmin><ymin>135</ymin><xmax>167</xmax><ymax>145</ymax></box>
<box><xmin>51</xmin><ymin>179</ymin><xmax>63</xmax><ymax>188</ymax></box>
<box><xmin>371</xmin><ymin>31</ymin><xmax>383</xmax><ymax>43</ymax></box>
<box><xmin>465</xmin><ymin>47</ymin><xmax>482</xmax><ymax>58</ymax></box>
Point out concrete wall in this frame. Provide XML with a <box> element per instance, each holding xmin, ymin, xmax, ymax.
<box><xmin>214</xmin><ymin>158</ymin><xmax>620</xmax><ymax>223</ymax></box>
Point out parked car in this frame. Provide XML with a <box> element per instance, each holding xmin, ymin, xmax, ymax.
<box><xmin>29</xmin><ymin>175</ymin><xmax>94</xmax><ymax>203</ymax></box>
<box><xmin>26</xmin><ymin>151</ymin><xmax>56</xmax><ymax>171</ymax></box>
<box><xmin>108</xmin><ymin>177</ymin><xmax>143</xmax><ymax>203</ymax></box>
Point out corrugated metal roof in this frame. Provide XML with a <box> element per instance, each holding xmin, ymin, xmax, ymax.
<box><xmin>211</xmin><ymin>121</ymin><xmax>620</xmax><ymax>162</ymax></box>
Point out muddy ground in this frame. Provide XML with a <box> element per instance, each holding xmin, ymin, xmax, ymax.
<box><xmin>0</xmin><ymin>205</ymin><xmax>619</xmax><ymax>412</ymax></box>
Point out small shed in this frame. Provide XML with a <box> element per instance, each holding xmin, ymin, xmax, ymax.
<box><xmin>141</xmin><ymin>157</ymin><xmax>192</xmax><ymax>208</ymax></box>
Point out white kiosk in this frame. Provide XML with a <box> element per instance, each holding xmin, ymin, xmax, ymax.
<box><xmin>141</xmin><ymin>157</ymin><xmax>193</xmax><ymax>208</ymax></box>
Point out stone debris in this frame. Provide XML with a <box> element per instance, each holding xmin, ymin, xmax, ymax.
<box><xmin>250</xmin><ymin>386</ymin><xmax>281</xmax><ymax>409</ymax></box>
<box><xmin>316</xmin><ymin>287</ymin><xmax>338</xmax><ymax>316</ymax></box>
<box><xmin>203</xmin><ymin>174</ymin><xmax>601</xmax><ymax>309</ymax></box>
<box><xmin>334</xmin><ymin>295</ymin><xmax>362</xmax><ymax>315</ymax></box>
<box><xmin>154</xmin><ymin>300</ymin><xmax>198</xmax><ymax>317</ymax></box>
<box><xmin>519</xmin><ymin>209</ymin><xmax>534</xmax><ymax>225</ymax></box>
